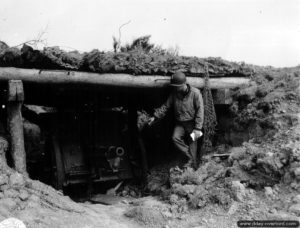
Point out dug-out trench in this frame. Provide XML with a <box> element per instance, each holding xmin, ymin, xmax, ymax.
<box><xmin>0</xmin><ymin>84</ymin><xmax>247</xmax><ymax>200</ymax></box>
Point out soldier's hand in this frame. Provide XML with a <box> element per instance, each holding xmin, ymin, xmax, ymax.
<box><xmin>148</xmin><ymin>117</ymin><xmax>155</xmax><ymax>126</ymax></box>
<box><xmin>190</xmin><ymin>130</ymin><xmax>203</xmax><ymax>141</ymax></box>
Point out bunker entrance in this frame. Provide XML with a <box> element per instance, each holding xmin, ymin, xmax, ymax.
<box><xmin>0</xmin><ymin>83</ymin><xmax>239</xmax><ymax>199</ymax></box>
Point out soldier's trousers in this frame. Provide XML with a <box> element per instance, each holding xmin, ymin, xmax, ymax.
<box><xmin>172</xmin><ymin>121</ymin><xmax>197</xmax><ymax>162</ymax></box>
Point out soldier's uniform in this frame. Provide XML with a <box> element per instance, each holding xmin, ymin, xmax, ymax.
<box><xmin>154</xmin><ymin>83</ymin><xmax>204</xmax><ymax>166</ymax></box>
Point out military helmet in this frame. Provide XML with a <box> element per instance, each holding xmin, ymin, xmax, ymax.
<box><xmin>170</xmin><ymin>71</ymin><xmax>186</xmax><ymax>87</ymax></box>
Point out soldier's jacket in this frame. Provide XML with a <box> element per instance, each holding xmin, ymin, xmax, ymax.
<box><xmin>154</xmin><ymin>84</ymin><xmax>204</xmax><ymax>130</ymax></box>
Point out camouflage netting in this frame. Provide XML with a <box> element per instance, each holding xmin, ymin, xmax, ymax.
<box><xmin>0</xmin><ymin>41</ymin><xmax>253</xmax><ymax>77</ymax></box>
<box><xmin>201</xmin><ymin>67</ymin><xmax>217</xmax><ymax>154</ymax></box>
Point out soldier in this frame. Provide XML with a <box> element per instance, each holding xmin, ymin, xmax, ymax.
<box><xmin>149</xmin><ymin>71</ymin><xmax>204</xmax><ymax>168</ymax></box>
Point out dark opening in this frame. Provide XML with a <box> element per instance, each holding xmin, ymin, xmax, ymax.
<box><xmin>0</xmin><ymin>83</ymin><xmax>236</xmax><ymax>200</ymax></box>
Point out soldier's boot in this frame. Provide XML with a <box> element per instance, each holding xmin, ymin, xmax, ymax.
<box><xmin>181</xmin><ymin>148</ymin><xmax>193</xmax><ymax>168</ymax></box>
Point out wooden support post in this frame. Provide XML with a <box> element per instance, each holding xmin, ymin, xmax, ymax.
<box><xmin>7</xmin><ymin>80</ymin><xmax>27</xmax><ymax>175</ymax></box>
<box><xmin>0</xmin><ymin>136</ymin><xmax>9</xmax><ymax>171</ymax></box>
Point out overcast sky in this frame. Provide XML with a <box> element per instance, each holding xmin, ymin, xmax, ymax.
<box><xmin>1</xmin><ymin>0</ymin><xmax>299</xmax><ymax>67</ymax></box>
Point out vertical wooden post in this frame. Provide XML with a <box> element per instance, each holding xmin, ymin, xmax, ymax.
<box><xmin>7</xmin><ymin>80</ymin><xmax>27</xmax><ymax>175</ymax></box>
<box><xmin>0</xmin><ymin>136</ymin><xmax>9</xmax><ymax>171</ymax></box>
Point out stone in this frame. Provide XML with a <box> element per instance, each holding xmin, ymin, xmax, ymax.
<box><xmin>19</xmin><ymin>189</ymin><xmax>29</xmax><ymax>201</ymax></box>
<box><xmin>3</xmin><ymin>189</ymin><xmax>19</xmax><ymax>198</ymax></box>
<box><xmin>294</xmin><ymin>168</ymin><xmax>300</xmax><ymax>180</ymax></box>
<box><xmin>0</xmin><ymin>184</ymin><xmax>8</xmax><ymax>192</ymax></box>
<box><xmin>0</xmin><ymin>206</ymin><xmax>11</xmax><ymax>218</ymax></box>
<box><xmin>248</xmin><ymin>189</ymin><xmax>255</xmax><ymax>195</ymax></box>
<box><xmin>227</xmin><ymin>201</ymin><xmax>239</xmax><ymax>215</ymax></box>
<box><xmin>214</xmin><ymin>157</ymin><xmax>221</xmax><ymax>163</ymax></box>
<box><xmin>291</xmin><ymin>182</ymin><xmax>298</xmax><ymax>189</ymax></box>
<box><xmin>0</xmin><ymin>175</ymin><xmax>8</xmax><ymax>186</ymax></box>
<box><xmin>231</xmin><ymin>181</ymin><xmax>246</xmax><ymax>202</ymax></box>
<box><xmin>9</xmin><ymin>172</ymin><xmax>25</xmax><ymax>189</ymax></box>
<box><xmin>283</xmin><ymin>172</ymin><xmax>292</xmax><ymax>184</ymax></box>
<box><xmin>292</xmin><ymin>195</ymin><xmax>300</xmax><ymax>204</ymax></box>
<box><xmin>29</xmin><ymin>194</ymin><xmax>40</xmax><ymax>202</ymax></box>
<box><xmin>0</xmin><ymin>217</ymin><xmax>26</xmax><ymax>228</ymax></box>
<box><xmin>26</xmin><ymin>194</ymin><xmax>40</xmax><ymax>208</ymax></box>
<box><xmin>121</xmin><ymin>200</ymin><xmax>129</xmax><ymax>205</ymax></box>
<box><xmin>289</xmin><ymin>204</ymin><xmax>300</xmax><ymax>216</ymax></box>
<box><xmin>264</xmin><ymin>187</ymin><xmax>274</xmax><ymax>198</ymax></box>
<box><xmin>269</xmin><ymin>208</ymin><xmax>277</xmax><ymax>214</ymax></box>
<box><xmin>161</xmin><ymin>211</ymin><xmax>173</xmax><ymax>218</ymax></box>
<box><xmin>169</xmin><ymin>194</ymin><xmax>179</xmax><ymax>205</ymax></box>
<box><xmin>0</xmin><ymin>198</ymin><xmax>17</xmax><ymax>211</ymax></box>
<box><xmin>129</xmin><ymin>190</ymin><xmax>137</xmax><ymax>197</ymax></box>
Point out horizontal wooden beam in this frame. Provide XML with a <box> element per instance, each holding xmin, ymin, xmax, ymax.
<box><xmin>0</xmin><ymin>67</ymin><xmax>250</xmax><ymax>89</ymax></box>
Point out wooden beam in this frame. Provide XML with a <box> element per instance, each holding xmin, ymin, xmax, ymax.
<box><xmin>0</xmin><ymin>136</ymin><xmax>9</xmax><ymax>170</ymax></box>
<box><xmin>0</xmin><ymin>67</ymin><xmax>250</xmax><ymax>89</ymax></box>
<box><xmin>7</xmin><ymin>80</ymin><xmax>27</xmax><ymax>175</ymax></box>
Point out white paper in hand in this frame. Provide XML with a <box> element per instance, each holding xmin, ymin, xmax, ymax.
<box><xmin>190</xmin><ymin>131</ymin><xmax>203</xmax><ymax>141</ymax></box>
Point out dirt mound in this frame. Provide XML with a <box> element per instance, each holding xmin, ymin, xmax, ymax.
<box><xmin>0</xmin><ymin>41</ymin><xmax>253</xmax><ymax>77</ymax></box>
<box><xmin>168</xmin><ymin>165</ymin><xmax>234</xmax><ymax>209</ymax></box>
<box><xmin>0</xmin><ymin>170</ymin><xmax>84</xmax><ymax>221</ymax></box>
<box><xmin>145</xmin><ymin>66</ymin><xmax>300</xmax><ymax>212</ymax></box>
<box><xmin>124</xmin><ymin>197</ymin><xmax>172</xmax><ymax>227</ymax></box>
<box><xmin>228</xmin><ymin>66</ymin><xmax>300</xmax><ymax>143</ymax></box>
<box><xmin>226</xmin><ymin>66</ymin><xmax>300</xmax><ymax>185</ymax></box>
<box><xmin>125</xmin><ymin>206</ymin><xmax>166</xmax><ymax>227</ymax></box>
<box><xmin>0</xmin><ymin>136</ymin><xmax>84</xmax><ymax>222</ymax></box>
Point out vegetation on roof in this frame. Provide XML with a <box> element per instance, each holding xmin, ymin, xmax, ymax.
<box><xmin>0</xmin><ymin>37</ymin><xmax>253</xmax><ymax>77</ymax></box>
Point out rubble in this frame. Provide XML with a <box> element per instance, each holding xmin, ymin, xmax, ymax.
<box><xmin>117</xmin><ymin>183</ymin><xmax>142</xmax><ymax>198</ymax></box>
<box><xmin>294</xmin><ymin>167</ymin><xmax>300</xmax><ymax>180</ymax></box>
<box><xmin>9</xmin><ymin>173</ymin><xmax>25</xmax><ymax>189</ymax></box>
<box><xmin>231</xmin><ymin>181</ymin><xmax>246</xmax><ymax>202</ymax></box>
<box><xmin>145</xmin><ymin>65</ymin><xmax>300</xmax><ymax>217</ymax></box>
<box><xmin>124</xmin><ymin>197</ymin><xmax>169</xmax><ymax>227</ymax></box>
<box><xmin>292</xmin><ymin>195</ymin><xmax>300</xmax><ymax>204</ymax></box>
<box><xmin>125</xmin><ymin>206</ymin><xmax>166</xmax><ymax>227</ymax></box>
<box><xmin>288</xmin><ymin>204</ymin><xmax>300</xmax><ymax>216</ymax></box>
<box><xmin>227</xmin><ymin>201</ymin><xmax>240</xmax><ymax>215</ymax></box>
